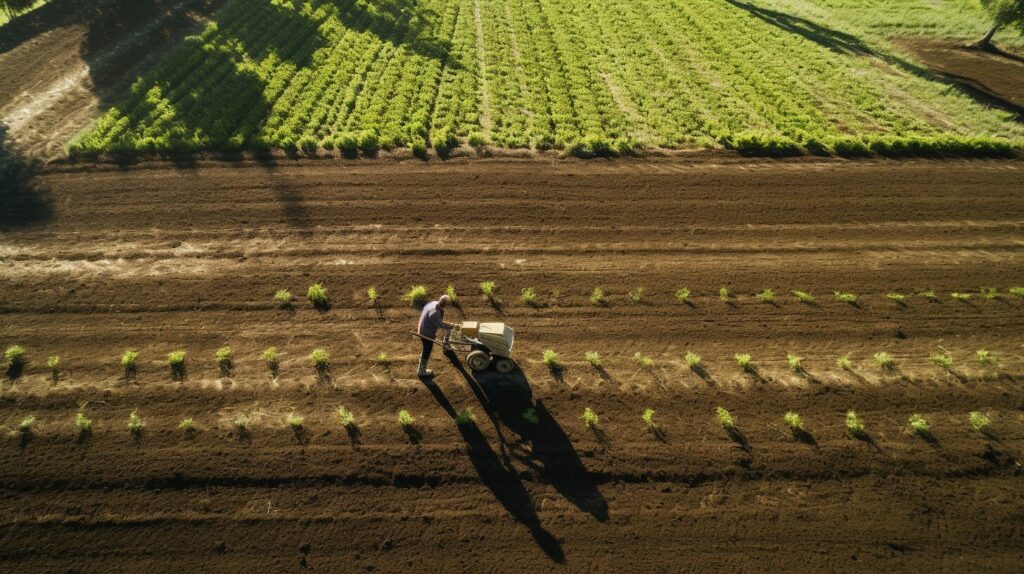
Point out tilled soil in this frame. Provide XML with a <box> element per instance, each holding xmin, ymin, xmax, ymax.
<box><xmin>1</xmin><ymin>158</ymin><xmax>1024</xmax><ymax>572</ymax></box>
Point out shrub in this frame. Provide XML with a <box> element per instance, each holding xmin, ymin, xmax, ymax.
<box><xmin>376</xmin><ymin>352</ymin><xmax>390</xmax><ymax>366</ymax></box>
<box><xmin>445</xmin><ymin>285</ymin><xmax>458</xmax><ymax>301</ymax></box>
<box><xmin>675</xmin><ymin>288</ymin><xmax>691</xmax><ymax>303</ymax></box>
<box><xmin>581</xmin><ymin>407</ymin><xmax>599</xmax><ymax>428</ymax></box>
<box><xmin>734</xmin><ymin>353</ymin><xmax>753</xmax><ymax>371</ymax></box>
<box><xmin>1008</xmin><ymin>286</ymin><xmax>1024</xmax><ymax>298</ymax></box>
<box><xmin>233</xmin><ymin>413</ymin><xmax>249</xmax><ymax>429</ymax></box>
<box><xmin>522</xmin><ymin>408</ymin><xmax>539</xmax><ymax>425</ymax></box>
<box><xmin>641</xmin><ymin>408</ymin><xmax>656</xmax><ymax>428</ymax></box>
<box><xmin>718</xmin><ymin>287</ymin><xmax>730</xmax><ymax>302</ymax></box>
<box><xmin>975</xmin><ymin>349</ymin><xmax>994</xmax><ymax>365</ymax></box>
<box><xmin>167</xmin><ymin>350</ymin><xmax>186</xmax><ymax>370</ymax></box>
<box><xmin>411</xmin><ymin>140</ymin><xmax>428</xmax><ymax>159</ymax></box>
<box><xmin>274</xmin><ymin>289</ymin><xmax>292</xmax><ymax>306</ymax></box>
<box><xmin>783</xmin><ymin>411</ymin><xmax>803</xmax><ymax>430</ymax></box>
<box><xmin>307</xmin><ymin>283</ymin><xmax>328</xmax><ymax>307</ymax></box>
<box><xmin>215</xmin><ymin>346</ymin><xmax>232</xmax><ymax>367</ymax></box>
<box><xmin>310</xmin><ymin>348</ymin><xmax>330</xmax><ymax>370</ymax></box>
<box><xmin>337</xmin><ymin>405</ymin><xmax>356</xmax><ymax>427</ymax></box>
<box><xmin>584</xmin><ymin>351</ymin><xmax>601</xmax><ymax>367</ymax></box>
<box><xmin>908</xmin><ymin>413</ymin><xmax>929</xmax><ymax>435</ymax></box>
<box><xmin>455</xmin><ymin>407</ymin><xmax>476</xmax><ymax>425</ymax></box>
<box><xmin>5</xmin><ymin>345</ymin><xmax>25</xmax><ymax>367</ymax></box>
<box><xmin>685</xmin><ymin>351</ymin><xmax>701</xmax><ymax>368</ymax></box>
<box><xmin>873</xmin><ymin>352</ymin><xmax>896</xmax><ymax>370</ymax></box>
<box><xmin>178</xmin><ymin>418</ymin><xmax>196</xmax><ymax>433</ymax></box>
<box><xmin>467</xmin><ymin>132</ymin><xmax>487</xmax><ymax>148</ymax></box>
<box><xmin>261</xmin><ymin>346</ymin><xmax>278</xmax><ymax>366</ymax></box>
<box><xmin>633</xmin><ymin>352</ymin><xmax>653</xmax><ymax>369</ymax></box>
<box><xmin>479</xmin><ymin>281</ymin><xmax>496</xmax><ymax>299</ymax></box>
<box><xmin>128</xmin><ymin>410</ymin><xmax>144</xmax><ymax>435</ymax></box>
<box><xmin>521</xmin><ymin>287</ymin><xmax>539</xmax><ymax>307</ymax></box>
<box><xmin>950</xmin><ymin>292</ymin><xmax>971</xmax><ymax>301</ymax></box>
<box><xmin>398</xmin><ymin>409</ymin><xmax>415</xmax><ymax>427</ymax></box>
<box><xmin>715</xmin><ymin>407</ymin><xmax>735</xmax><ymax>429</ymax></box>
<box><xmin>834</xmin><ymin>291</ymin><xmax>858</xmax><ymax>304</ymax></box>
<box><xmin>122</xmin><ymin>349</ymin><xmax>139</xmax><ymax>370</ymax></box>
<box><xmin>886</xmin><ymin>293</ymin><xmax>906</xmax><ymax>303</ymax></box>
<box><xmin>18</xmin><ymin>415</ymin><xmax>35</xmax><ymax>432</ymax></box>
<box><xmin>402</xmin><ymin>285</ymin><xmax>428</xmax><ymax>306</ymax></box>
<box><xmin>590</xmin><ymin>287</ymin><xmax>605</xmax><ymax>305</ymax></box>
<box><xmin>367</xmin><ymin>286</ymin><xmax>379</xmax><ymax>304</ymax></box>
<box><xmin>47</xmin><ymin>356</ymin><xmax>60</xmax><ymax>370</ymax></box>
<box><xmin>929</xmin><ymin>352</ymin><xmax>953</xmax><ymax>369</ymax></box>
<box><xmin>969</xmin><ymin>411</ymin><xmax>990</xmax><ymax>433</ymax></box>
<box><xmin>628</xmin><ymin>287</ymin><xmax>645</xmax><ymax>303</ymax></box>
<box><xmin>786</xmin><ymin>353</ymin><xmax>803</xmax><ymax>372</ymax></box>
<box><xmin>358</xmin><ymin>131</ymin><xmax>379</xmax><ymax>156</ymax></box>
<box><xmin>75</xmin><ymin>410</ymin><xmax>92</xmax><ymax>432</ymax></box>
<box><xmin>918</xmin><ymin>289</ymin><xmax>937</xmax><ymax>300</ymax></box>
<box><xmin>845</xmin><ymin>410</ymin><xmax>865</xmax><ymax>437</ymax></box>
<box><xmin>286</xmin><ymin>413</ymin><xmax>304</xmax><ymax>429</ymax></box>
<box><xmin>792</xmin><ymin>290</ymin><xmax>814</xmax><ymax>303</ymax></box>
<box><xmin>755</xmin><ymin>288</ymin><xmax>774</xmax><ymax>303</ymax></box>
<box><xmin>836</xmin><ymin>355</ymin><xmax>853</xmax><ymax>370</ymax></box>
<box><xmin>541</xmin><ymin>349</ymin><xmax>561</xmax><ymax>369</ymax></box>
<box><xmin>979</xmin><ymin>287</ymin><xmax>997</xmax><ymax>299</ymax></box>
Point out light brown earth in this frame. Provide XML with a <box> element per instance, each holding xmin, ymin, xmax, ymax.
<box><xmin>1</xmin><ymin>158</ymin><xmax>1023</xmax><ymax>572</ymax></box>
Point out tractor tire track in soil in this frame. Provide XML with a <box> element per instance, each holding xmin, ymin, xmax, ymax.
<box><xmin>1</xmin><ymin>157</ymin><xmax>1023</xmax><ymax>571</ymax></box>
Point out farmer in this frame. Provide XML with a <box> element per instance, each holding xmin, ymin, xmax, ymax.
<box><xmin>417</xmin><ymin>294</ymin><xmax>455</xmax><ymax>377</ymax></box>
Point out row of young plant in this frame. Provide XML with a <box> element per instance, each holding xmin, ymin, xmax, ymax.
<box><xmin>278</xmin><ymin>281</ymin><xmax>1024</xmax><ymax>309</ymax></box>
<box><xmin>8</xmin><ymin>402</ymin><xmax>996</xmax><ymax>446</ymax></box>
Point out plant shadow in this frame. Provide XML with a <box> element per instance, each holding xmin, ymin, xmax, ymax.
<box><xmin>791</xmin><ymin>427</ymin><xmax>817</xmax><ymax>446</ymax></box>
<box><xmin>691</xmin><ymin>365</ymin><xmax>718</xmax><ymax>388</ymax></box>
<box><xmin>726</xmin><ymin>427</ymin><xmax>751</xmax><ymax>454</ymax></box>
<box><xmin>402</xmin><ymin>424</ymin><xmax>422</xmax><ymax>445</ymax></box>
<box><xmin>344</xmin><ymin>423</ymin><xmax>362</xmax><ymax>446</ymax></box>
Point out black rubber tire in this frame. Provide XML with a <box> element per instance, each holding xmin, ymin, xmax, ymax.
<box><xmin>494</xmin><ymin>358</ymin><xmax>515</xmax><ymax>374</ymax></box>
<box><xmin>466</xmin><ymin>350</ymin><xmax>491</xmax><ymax>372</ymax></box>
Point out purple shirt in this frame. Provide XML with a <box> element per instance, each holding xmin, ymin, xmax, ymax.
<box><xmin>418</xmin><ymin>301</ymin><xmax>453</xmax><ymax>339</ymax></box>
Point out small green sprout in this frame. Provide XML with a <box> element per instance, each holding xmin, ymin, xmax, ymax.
<box><xmin>18</xmin><ymin>415</ymin><xmax>35</xmax><ymax>432</ymax></box>
<box><xmin>167</xmin><ymin>350</ymin><xmax>186</xmax><ymax>367</ymax></box>
<box><xmin>310</xmin><ymin>348</ymin><xmax>330</xmax><ymax>370</ymax></box>
<box><xmin>873</xmin><ymin>352</ymin><xmax>896</xmax><ymax>370</ymax></box>
<box><xmin>286</xmin><ymin>413</ymin><xmax>304</xmax><ymax>429</ymax></box>
<box><xmin>641</xmin><ymin>408</ymin><xmax>656</xmax><ymax>428</ymax></box>
<box><xmin>786</xmin><ymin>353</ymin><xmax>803</xmax><ymax>372</ymax></box>
<box><xmin>445</xmin><ymin>285</ymin><xmax>458</xmax><ymax>301</ymax></box>
<box><xmin>178</xmin><ymin>418</ymin><xmax>196</xmax><ymax>433</ymax></box>
<box><xmin>5</xmin><ymin>345</ymin><xmax>25</xmax><ymax>367</ymax></box>
<box><xmin>929</xmin><ymin>352</ymin><xmax>953</xmax><ymax>370</ymax></box>
<box><xmin>975</xmin><ymin>349</ymin><xmax>994</xmax><ymax>365</ymax></box>
<box><xmin>581</xmin><ymin>407</ymin><xmax>599</xmax><ymax>428</ymax></box>
<box><xmin>398</xmin><ymin>409</ymin><xmax>415</xmax><ymax>427</ymax></box>
<box><xmin>521</xmin><ymin>287</ymin><xmax>539</xmax><ymax>307</ymax></box>
<box><xmin>337</xmin><ymin>405</ymin><xmax>356</xmax><ymax>427</ymax></box>
<box><xmin>951</xmin><ymin>292</ymin><xmax>971</xmax><ymax>301</ymax></box>
<box><xmin>908</xmin><ymin>413</ymin><xmax>930</xmax><ymax>435</ymax></box>
<box><xmin>215</xmin><ymin>346</ymin><xmax>232</xmax><ymax>368</ymax></box>
<box><xmin>479</xmin><ymin>281</ymin><xmax>497</xmax><ymax>299</ymax></box>
<box><xmin>522</xmin><ymin>408</ymin><xmax>540</xmax><ymax>425</ymax></box>
<box><xmin>366</xmin><ymin>286</ymin><xmax>379</xmax><ymax>303</ymax></box>
<box><xmin>633</xmin><ymin>352</ymin><xmax>653</xmax><ymax>369</ymax></box>
<box><xmin>836</xmin><ymin>355</ymin><xmax>853</xmax><ymax>370</ymax></box>
<box><xmin>886</xmin><ymin>293</ymin><xmax>905</xmax><ymax>303</ymax></box>
<box><xmin>1008</xmin><ymin>286</ymin><xmax>1024</xmax><ymax>298</ymax></box>
<box><xmin>628</xmin><ymin>287</ymin><xmax>645</xmax><ymax>303</ymax></box>
<box><xmin>755</xmin><ymin>288</ymin><xmax>774</xmax><ymax>303</ymax></box>
<box><xmin>675</xmin><ymin>288</ymin><xmax>691</xmax><ymax>303</ymax></box>
<box><xmin>128</xmin><ymin>410</ymin><xmax>144</xmax><ymax>435</ymax></box>
<box><xmin>307</xmin><ymin>283</ymin><xmax>328</xmax><ymax>307</ymax></box>
<box><xmin>590</xmin><ymin>287</ymin><xmax>605</xmax><ymax>305</ymax></box>
<box><xmin>121</xmin><ymin>349</ymin><xmax>139</xmax><ymax>369</ymax></box>
<box><xmin>584</xmin><ymin>351</ymin><xmax>601</xmax><ymax>367</ymax></box>
<box><xmin>274</xmin><ymin>289</ymin><xmax>292</xmax><ymax>306</ymax></box>
<box><xmin>261</xmin><ymin>346</ymin><xmax>279</xmax><ymax>365</ymax></box>
<box><xmin>783</xmin><ymin>411</ymin><xmax>803</xmax><ymax>431</ymax></box>
<box><xmin>718</xmin><ymin>287</ymin><xmax>730</xmax><ymax>302</ymax></box>
<box><xmin>541</xmin><ymin>349</ymin><xmax>561</xmax><ymax>370</ymax></box>
<box><xmin>455</xmin><ymin>407</ymin><xmax>476</xmax><ymax>425</ymax></box>
<box><xmin>402</xmin><ymin>285</ymin><xmax>428</xmax><ymax>306</ymax></box>
<box><xmin>47</xmin><ymin>356</ymin><xmax>60</xmax><ymax>370</ymax></box>
<box><xmin>969</xmin><ymin>411</ymin><xmax>990</xmax><ymax>433</ymax></box>
<box><xmin>834</xmin><ymin>291</ymin><xmax>858</xmax><ymax>304</ymax></box>
<box><xmin>979</xmin><ymin>287</ymin><xmax>997</xmax><ymax>299</ymax></box>
<box><xmin>685</xmin><ymin>351</ymin><xmax>701</xmax><ymax>368</ymax></box>
<box><xmin>917</xmin><ymin>289</ymin><xmax>937</xmax><ymax>300</ymax></box>
<box><xmin>792</xmin><ymin>290</ymin><xmax>814</xmax><ymax>303</ymax></box>
<box><xmin>233</xmin><ymin>413</ymin><xmax>249</xmax><ymax>430</ymax></box>
<box><xmin>845</xmin><ymin>410</ymin><xmax>865</xmax><ymax>437</ymax></box>
<box><xmin>734</xmin><ymin>353</ymin><xmax>753</xmax><ymax>372</ymax></box>
<box><xmin>75</xmin><ymin>410</ymin><xmax>92</xmax><ymax>432</ymax></box>
<box><xmin>715</xmin><ymin>407</ymin><xmax>735</xmax><ymax>429</ymax></box>
<box><xmin>376</xmin><ymin>352</ymin><xmax>390</xmax><ymax>366</ymax></box>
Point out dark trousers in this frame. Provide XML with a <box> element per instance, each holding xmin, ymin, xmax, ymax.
<box><xmin>420</xmin><ymin>339</ymin><xmax>434</xmax><ymax>365</ymax></box>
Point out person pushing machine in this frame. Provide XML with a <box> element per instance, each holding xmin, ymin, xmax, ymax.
<box><xmin>416</xmin><ymin>294</ymin><xmax>454</xmax><ymax>377</ymax></box>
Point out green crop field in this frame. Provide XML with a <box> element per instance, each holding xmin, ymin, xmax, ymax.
<box><xmin>69</xmin><ymin>0</ymin><xmax>1024</xmax><ymax>157</ymax></box>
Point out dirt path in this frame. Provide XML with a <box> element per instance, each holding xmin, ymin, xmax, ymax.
<box><xmin>1</xmin><ymin>158</ymin><xmax>1023</xmax><ymax>571</ymax></box>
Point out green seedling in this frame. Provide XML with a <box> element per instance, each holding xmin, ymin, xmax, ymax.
<box><xmin>455</xmin><ymin>407</ymin><xmax>476</xmax><ymax>425</ymax></box>
<box><xmin>402</xmin><ymin>285</ymin><xmax>428</xmax><ymax>306</ymax></box>
<box><xmin>685</xmin><ymin>351</ymin><xmax>701</xmax><ymax>368</ymax></box>
<box><xmin>845</xmin><ymin>410</ymin><xmax>865</xmax><ymax>437</ymax></box>
<box><xmin>791</xmin><ymin>290</ymin><xmax>814</xmax><ymax>303</ymax></box>
<box><xmin>128</xmin><ymin>410</ymin><xmax>144</xmax><ymax>435</ymax></box>
<box><xmin>479</xmin><ymin>281</ymin><xmax>497</xmax><ymax>299</ymax></box>
<box><xmin>633</xmin><ymin>352</ymin><xmax>653</xmax><ymax>369</ymax></box>
<box><xmin>675</xmin><ymin>288</ymin><xmax>691</xmax><ymax>304</ymax></box>
<box><xmin>734</xmin><ymin>353</ymin><xmax>753</xmax><ymax>372</ymax></box>
<box><xmin>886</xmin><ymin>293</ymin><xmax>906</xmax><ymax>303</ymax></box>
<box><xmin>929</xmin><ymin>352</ymin><xmax>953</xmax><ymax>370</ymax></box>
<box><xmin>286</xmin><ymin>413</ymin><xmax>304</xmax><ymax>429</ymax></box>
<box><xmin>590</xmin><ymin>287</ymin><xmax>605</xmax><ymax>305</ymax></box>
<box><xmin>628</xmin><ymin>287</ymin><xmax>645</xmax><ymax>303</ymax></box>
<box><xmin>445</xmin><ymin>285</ymin><xmax>458</xmax><ymax>301</ymax></box>
<box><xmin>715</xmin><ymin>407</ymin><xmax>735</xmax><ymax>429</ymax></box>
<box><xmin>215</xmin><ymin>346</ymin><xmax>232</xmax><ymax>368</ymax></box>
<box><xmin>979</xmin><ymin>287</ymin><xmax>997</xmax><ymax>299</ymax></box>
<box><xmin>975</xmin><ymin>349</ymin><xmax>994</xmax><ymax>365</ymax></box>
<box><xmin>274</xmin><ymin>289</ymin><xmax>292</xmax><ymax>306</ymax></box>
<box><xmin>908</xmin><ymin>413</ymin><xmax>930</xmax><ymax>436</ymax></box>
<box><xmin>755</xmin><ymin>288</ymin><xmax>774</xmax><ymax>303</ymax></box>
<box><xmin>398</xmin><ymin>409</ymin><xmax>415</xmax><ymax>427</ymax></box>
<box><xmin>233</xmin><ymin>413</ymin><xmax>249</xmax><ymax>430</ymax></box>
<box><xmin>1008</xmin><ymin>286</ymin><xmax>1024</xmax><ymax>298</ymax></box>
<box><xmin>18</xmin><ymin>415</ymin><xmax>35</xmax><ymax>433</ymax></box>
<box><xmin>307</xmin><ymin>283</ymin><xmax>328</xmax><ymax>307</ymax></box>
<box><xmin>178</xmin><ymin>418</ymin><xmax>196</xmax><ymax>433</ymax></box>
<box><xmin>783</xmin><ymin>411</ymin><xmax>804</xmax><ymax>431</ymax></box>
<box><xmin>261</xmin><ymin>347</ymin><xmax>279</xmax><ymax>366</ymax></box>
<box><xmin>873</xmin><ymin>352</ymin><xmax>896</xmax><ymax>370</ymax></box>
<box><xmin>584</xmin><ymin>351</ymin><xmax>601</xmax><ymax>367</ymax></box>
<box><xmin>47</xmin><ymin>356</ymin><xmax>60</xmax><ymax>370</ymax></box>
<box><xmin>167</xmin><ymin>350</ymin><xmax>186</xmax><ymax>367</ymax></box>
<box><xmin>5</xmin><ymin>345</ymin><xmax>25</xmax><ymax>368</ymax></box>
<box><xmin>521</xmin><ymin>287</ymin><xmax>539</xmax><ymax>307</ymax></box>
<box><xmin>834</xmin><ymin>291</ymin><xmax>858</xmax><ymax>304</ymax></box>
<box><xmin>951</xmin><ymin>292</ymin><xmax>971</xmax><ymax>301</ymax></box>
<box><xmin>75</xmin><ymin>410</ymin><xmax>92</xmax><ymax>432</ymax></box>
<box><xmin>310</xmin><ymin>348</ymin><xmax>330</xmax><ymax>370</ymax></box>
<box><xmin>541</xmin><ymin>349</ymin><xmax>561</xmax><ymax>370</ymax></box>
<box><xmin>581</xmin><ymin>407</ymin><xmax>599</xmax><ymax>428</ymax></box>
<box><xmin>718</xmin><ymin>287</ymin><xmax>730</xmax><ymax>302</ymax></box>
<box><xmin>337</xmin><ymin>405</ymin><xmax>356</xmax><ymax>427</ymax></box>
<box><xmin>642</xmin><ymin>408</ymin><xmax>656</xmax><ymax>428</ymax></box>
<box><xmin>121</xmin><ymin>349</ymin><xmax>139</xmax><ymax>371</ymax></box>
<box><xmin>376</xmin><ymin>352</ymin><xmax>390</xmax><ymax>366</ymax></box>
<box><xmin>917</xmin><ymin>289</ymin><xmax>937</xmax><ymax>300</ymax></box>
<box><xmin>969</xmin><ymin>411</ymin><xmax>990</xmax><ymax>433</ymax></box>
<box><xmin>836</xmin><ymin>355</ymin><xmax>853</xmax><ymax>370</ymax></box>
<box><xmin>786</xmin><ymin>353</ymin><xmax>803</xmax><ymax>372</ymax></box>
<box><xmin>522</xmin><ymin>408</ymin><xmax>540</xmax><ymax>425</ymax></box>
<box><xmin>367</xmin><ymin>286</ymin><xmax>379</xmax><ymax>304</ymax></box>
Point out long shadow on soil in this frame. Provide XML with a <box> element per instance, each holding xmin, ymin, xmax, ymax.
<box><xmin>0</xmin><ymin>122</ymin><xmax>52</xmax><ymax>229</ymax></box>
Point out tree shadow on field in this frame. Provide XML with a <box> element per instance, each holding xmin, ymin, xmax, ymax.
<box><xmin>724</xmin><ymin>0</ymin><xmax>1024</xmax><ymax>121</ymax></box>
<box><xmin>0</xmin><ymin>122</ymin><xmax>53</xmax><ymax>230</ymax></box>
<box><xmin>326</xmin><ymin>0</ymin><xmax>456</xmax><ymax>65</ymax></box>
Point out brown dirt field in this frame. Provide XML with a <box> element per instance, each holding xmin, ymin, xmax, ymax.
<box><xmin>1</xmin><ymin>158</ymin><xmax>1023</xmax><ymax>571</ymax></box>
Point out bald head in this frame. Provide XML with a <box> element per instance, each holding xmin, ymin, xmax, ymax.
<box><xmin>438</xmin><ymin>294</ymin><xmax>451</xmax><ymax>308</ymax></box>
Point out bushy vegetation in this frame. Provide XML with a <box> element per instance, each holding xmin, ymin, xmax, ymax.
<box><xmin>128</xmin><ymin>410</ymin><xmax>144</xmax><ymax>435</ymax></box>
<box><xmin>628</xmin><ymin>287</ymin><xmax>645</xmax><ymax>304</ymax></box>
<box><xmin>274</xmin><ymin>289</ymin><xmax>292</xmax><ymax>307</ymax></box>
<box><xmin>715</xmin><ymin>407</ymin><xmax>735</xmax><ymax>429</ymax></box>
<box><xmin>734</xmin><ymin>353</ymin><xmax>753</xmax><ymax>372</ymax></box>
<box><xmin>286</xmin><ymin>413</ymin><xmax>304</xmax><ymax>429</ymax></box>
<box><xmin>402</xmin><ymin>285</ymin><xmax>428</xmax><ymax>307</ymax></box>
<box><xmin>834</xmin><ymin>291</ymin><xmax>858</xmax><ymax>304</ymax></box>
<box><xmin>121</xmin><ymin>349</ymin><xmax>139</xmax><ymax>373</ymax></box>
<box><xmin>75</xmin><ymin>409</ymin><xmax>92</xmax><ymax>433</ymax></box>
<box><xmin>969</xmin><ymin>410</ymin><xmax>991</xmax><ymax>433</ymax></box>
<box><xmin>581</xmin><ymin>407</ymin><xmax>599</xmax><ymax>428</ymax></box>
<box><xmin>633</xmin><ymin>352</ymin><xmax>653</xmax><ymax>369</ymax></box>
<box><xmin>455</xmin><ymin>407</ymin><xmax>476</xmax><ymax>426</ymax></box>
<box><xmin>755</xmin><ymin>288</ymin><xmax>774</xmax><ymax>303</ymax></box>
<box><xmin>337</xmin><ymin>405</ymin><xmax>356</xmax><ymax>428</ymax></box>
<box><xmin>908</xmin><ymin>413</ymin><xmax>930</xmax><ymax>436</ymax></box>
<box><xmin>178</xmin><ymin>418</ymin><xmax>196</xmax><ymax>433</ymax></box>
<box><xmin>590</xmin><ymin>287</ymin><xmax>606</xmax><ymax>306</ymax></box>
<box><xmin>641</xmin><ymin>408</ymin><xmax>656</xmax><ymax>429</ymax></box>
<box><xmin>873</xmin><ymin>352</ymin><xmax>896</xmax><ymax>370</ymax></box>
<box><xmin>976</xmin><ymin>349</ymin><xmax>994</xmax><ymax>365</ymax></box>
<box><xmin>786</xmin><ymin>353</ymin><xmax>803</xmax><ymax>373</ymax></box>
<box><xmin>310</xmin><ymin>348</ymin><xmax>330</xmax><ymax>370</ymax></box>
<box><xmin>215</xmin><ymin>346</ymin><xmax>233</xmax><ymax>371</ymax></box>
<box><xmin>262</xmin><ymin>346</ymin><xmax>279</xmax><ymax>368</ymax></box>
<box><xmin>397</xmin><ymin>409</ymin><xmax>415</xmax><ymax>428</ymax></box>
<box><xmin>69</xmin><ymin>0</ymin><xmax>1023</xmax><ymax>157</ymax></box>
<box><xmin>479</xmin><ymin>281</ymin><xmax>497</xmax><ymax>300</ymax></box>
<box><xmin>929</xmin><ymin>352</ymin><xmax>953</xmax><ymax>370</ymax></box>
<box><xmin>685</xmin><ymin>351</ymin><xmax>701</xmax><ymax>368</ymax></box>
<box><xmin>521</xmin><ymin>287</ymin><xmax>539</xmax><ymax>307</ymax></box>
<box><xmin>541</xmin><ymin>349</ymin><xmax>561</xmax><ymax>370</ymax></box>
<box><xmin>845</xmin><ymin>410</ymin><xmax>865</xmax><ymax>437</ymax></box>
<box><xmin>376</xmin><ymin>352</ymin><xmax>390</xmax><ymax>366</ymax></box>
<box><xmin>836</xmin><ymin>355</ymin><xmax>854</xmax><ymax>370</ymax></box>
<box><xmin>307</xmin><ymin>283</ymin><xmax>328</xmax><ymax>308</ymax></box>
<box><xmin>366</xmin><ymin>286</ymin><xmax>379</xmax><ymax>304</ymax></box>
<box><xmin>783</xmin><ymin>411</ymin><xmax>804</xmax><ymax>431</ymax></box>
<box><xmin>584</xmin><ymin>351</ymin><xmax>602</xmax><ymax>368</ymax></box>
<box><xmin>5</xmin><ymin>344</ymin><xmax>25</xmax><ymax>369</ymax></box>
<box><xmin>792</xmin><ymin>290</ymin><xmax>814</xmax><ymax>303</ymax></box>
<box><xmin>675</xmin><ymin>288</ymin><xmax>691</xmax><ymax>304</ymax></box>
